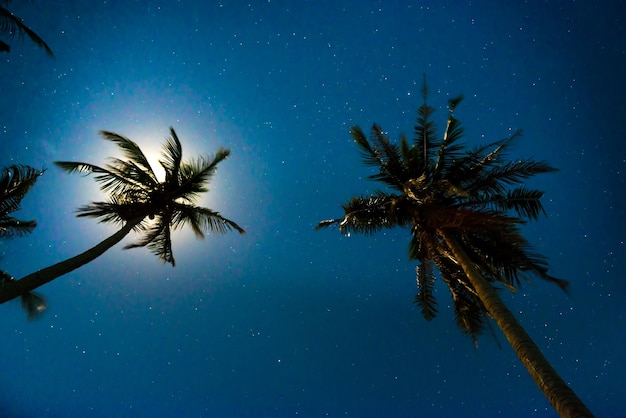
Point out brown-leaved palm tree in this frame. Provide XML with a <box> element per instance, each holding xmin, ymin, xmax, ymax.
<box><xmin>317</xmin><ymin>83</ymin><xmax>593</xmax><ymax>417</ymax></box>
<box><xmin>0</xmin><ymin>127</ymin><xmax>244</xmax><ymax>306</ymax></box>
<box><xmin>0</xmin><ymin>164</ymin><xmax>47</xmax><ymax>318</ymax></box>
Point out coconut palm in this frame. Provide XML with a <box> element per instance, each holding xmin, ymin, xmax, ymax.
<box><xmin>0</xmin><ymin>127</ymin><xmax>244</xmax><ymax>306</ymax></box>
<box><xmin>0</xmin><ymin>0</ymin><xmax>54</xmax><ymax>56</ymax></box>
<box><xmin>0</xmin><ymin>164</ymin><xmax>47</xmax><ymax>318</ymax></box>
<box><xmin>317</xmin><ymin>83</ymin><xmax>593</xmax><ymax>417</ymax></box>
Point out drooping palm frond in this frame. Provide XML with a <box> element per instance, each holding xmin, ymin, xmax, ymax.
<box><xmin>0</xmin><ymin>216</ymin><xmax>35</xmax><ymax>237</ymax></box>
<box><xmin>125</xmin><ymin>211</ymin><xmax>175</xmax><ymax>264</ymax></box>
<box><xmin>0</xmin><ymin>165</ymin><xmax>42</xmax><ymax>238</ymax></box>
<box><xmin>171</xmin><ymin>203</ymin><xmax>245</xmax><ymax>236</ymax></box>
<box><xmin>123</xmin><ymin>202</ymin><xmax>246</xmax><ymax>266</ymax></box>
<box><xmin>1</xmin><ymin>269</ymin><xmax>47</xmax><ymax>319</ymax></box>
<box><xmin>451</xmin><ymin>285</ymin><xmax>488</xmax><ymax>347</ymax></box>
<box><xmin>459</xmin><ymin>230</ymin><xmax>569</xmax><ymax>292</ymax></box>
<box><xmin>0</xmin><ymin>3</ymin><xmax>54</xmax><ymax>56</ymax></box>
<box><xmin>0</xmin><ymin>164</ymin><xmax>42</xmax><ymax>214</ymax></box>
<box><xmin>20</xmin><ymin>290</ymin><xmax>47</xmax><ymax>320</ymax></box>
<box><xmin>414</xmin><ymin>261</ymin><xmax>438</xmax><ymax>320</ymax></box>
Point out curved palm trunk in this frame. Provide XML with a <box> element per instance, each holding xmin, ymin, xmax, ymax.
<box><xmin>0</xmin><ymin>218</ymin><xmax>142</xmax><ymax>304</ymax></box>
<box><xmin>440</xmin><ymin>230</ymin><xmax>593</xmax><ymax>418</ymax></box>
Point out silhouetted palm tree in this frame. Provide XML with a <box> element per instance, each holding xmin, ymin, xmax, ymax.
<box><xmin>0</xmin><ymin>0</ymin><xmax>54</xmax><ymax>56</ymax></box>
<box><xmin>0</xmin><ymin>128</ymin><xmax>244</xmax><ymax>306</ymax></box>
<box><xmin>317</xmin><ymin>82</ymin><xmax>593</xmax><ymax>417</ymax></box>
<box><xmin>0</xmin><ymin>164</ymin><xmax>46</xmax><ymax>318</ymax></box>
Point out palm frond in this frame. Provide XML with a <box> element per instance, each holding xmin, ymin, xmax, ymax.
<box><xmin>451</xmin><ymin>283</ymin><xmax>488</xmax><ymax>347</ymax></box>
<box><xmin>399</xmin><ymin>133</ymin><xmax>420</xmax><ymax>176</ymax></box>
<box><xmin>75</xmin><ymin>198</ymin><xmax>148</xmax><ymax>227</ymax></box>
<box><xmin>407</xmin><ymin>233</ymin><xmax>422</xmax><ymax>261</ymax></box>
<box><xmin>487</xmin><ymin>187</ymin><xmax>547</xmax><ymax>220</ymax></box>
<box><xmin>0</xmin><ymin>6</ymin><xmax>54</xmax><ymax>56</ymax></box>
<box><xmin>0</xmin><ymin>164</ymin><xmax>43</xmax><ymax>215</ymax></box>
<box><xmin>413</xmin><ymin>77</ymin><xmax>438</xmax><ymax>172</ymax></box>
<box><xmin>434</xmin><ymin>103</ymin><xmax>465</xmax><ymax>178</ymax></box>
<box><xmin>1</xmin><ymin>269</ymin><xmax>47</xmax><ymax>319</ymax></box>
<box><xmin>458</xmin><ymin>228</ymin><xmax>568</xmax><ymax>292</ymax></box>
<box><xmin>0</xmin><ymin>165</ymin><xmax>42</xmax><ymax>238</ymax></box>
<box><xmin>124</xmin><ymin>214</ymin><xmax>175</xmax><ymax>265</ymax></box>
<box><xmin>0</xmin><ymin>216</ymin><xmax>36</xmax><ymax>238</ymax></box>
<box><xmin>147</xmin><ymin>220</ymin><xmax>174</xmax><ymax>265</ymax></box>
<box><xmin>414</xmin><ymin>261</ymin><xmax>438</xmax><ymax>320</ymax></box>
<box><xmin>445</xmin><ymin>133</ymin><xmax>518</xmax><ymax>191</ymax></box>
<box><xmin>333</xmin><ymin>194</ymin><xmax>396</xmax><ymax>236</ymax></box>
<box><xmin>171</xmin><ymin>203</ymin><xmax>245</xmax><ymax>235</ymax></box>
<box><xmin>55</xmin><ymin>160</ymin><xmax>151</xmax><ymax>197</ymax></box>
<box><xmin>99</xmin><ymin>130</ymin><xmax>158</xmax><ymax>182</ymax></box>
<box><xmin>20</xmin><ymin>291</ymin><xmax>47</xmax><ymax>320</ymax></box>
<box><xmin>75</xmin><ymin>202</ymin><xmax>125</xmax><ymax>224</ymax></box>
<box><xmin>482</xmin><ymin>160</ymin><xmax>558</xmax><ymax>188</ymax></box>
<box><xmin>315</xmin><ymin>218</ymin><xmax>341</xmax><ymax>230</ymax></box>
<box><xmin>175</xmin><ymin>149</ymin><xmax>230</xmax><ymax>202</ymax></box>
<box><xmin>54</xmin><ymin>161</ymin><xmax>106</xmax><ymax>175</ymax></box>
<box><xmin>107</xmin><ymin>158</ymin><xmax>159</xmax><ymax>190</ymax></box>
<box><xmin>351</xmin><ymin>125</ymin><xmax>384</xmax><ymax>167</ymax></box>
<box><xmin>367</xmin><ymin>124</ymin><xmax>407</xmax><ymax>189</ymax></box>
<box><xmin>159</xmin><ymin>127</ymin><xmax>183</xmax><ymax>183</ymax></box>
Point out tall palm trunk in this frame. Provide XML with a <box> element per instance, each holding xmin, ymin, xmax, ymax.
<box><xmin>0</xmin><ymin>218</ymin><xmax>142</xmax><ymax>304</ymax></box>
<box><xmin>440</xmin><ymin>230</ymin><xmax>593</xmax><ymax>418</ymax></box>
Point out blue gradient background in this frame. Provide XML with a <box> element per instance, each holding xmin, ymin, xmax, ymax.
<box><xmin>1</xmin><ymin>1</ymin><xmax>624</xmax><ymax>417</ymax></box>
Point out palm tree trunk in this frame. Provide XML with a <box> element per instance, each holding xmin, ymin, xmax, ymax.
<box><xmin>0</xmin><ymin>218</ymin><xmax>142</xmax><ymax>305</ymax></box>
<box><xmin>440</xmin><ymin>230</ymin><xmax>593</xmax><ymax>418</ymax></box>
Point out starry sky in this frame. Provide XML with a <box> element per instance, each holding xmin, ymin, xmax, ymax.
<box><xmin>1</xmin><ymin>1</ymin><xmax>625</xmax><ymax>417</ymax></box>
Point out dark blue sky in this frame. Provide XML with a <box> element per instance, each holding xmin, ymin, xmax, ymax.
<box><xmin>1</xmin><ymin>1</ymin><xmax>625</xmax><ymax>417</ymax></box>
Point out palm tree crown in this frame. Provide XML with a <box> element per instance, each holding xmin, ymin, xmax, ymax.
<box><xmin>55</xmin><ymin>127</ymin><xmax>244</xmax><ymax>266</ymax></box>
<box><xmin>318</xmin><ymin>84</ymin><xmax>565</xmax><ymax>342</ymax></box>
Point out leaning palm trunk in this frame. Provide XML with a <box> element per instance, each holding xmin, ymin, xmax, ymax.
<box><xmin>0</xmin><ymin>218</ymin><xmax>142</xmax><ymax>304</ymax></box>
<box><xmin>440</xmin><ymin>230</ymin><xmax>593</xmax><ymax>418</ymax></box>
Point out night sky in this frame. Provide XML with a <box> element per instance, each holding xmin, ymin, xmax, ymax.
<box><xmin>1</xmin><ymin>1</ymin><xmax>625</xmax><ymax>417</ymax></box>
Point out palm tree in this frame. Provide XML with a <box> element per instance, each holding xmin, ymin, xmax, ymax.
<box><xmin>0</xmin><ymin>0</ymin><xmax>54</xmax><ymax>56</ymax></box>
<box><xmin>317</xmin><ymin>82</ymin><xmax>593</xmax><ymax>417</ymax></box>
<box><xmin>0</xmin><ymin>164</ymin><xmax>47</xmax><ymax>318</ymax></box>
<box><xmin>0</xmin><ymin>127</ymin><xmax>244</xmax><ymax>306</ymax></box>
